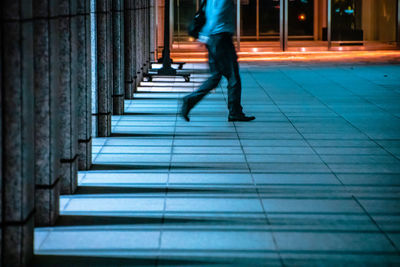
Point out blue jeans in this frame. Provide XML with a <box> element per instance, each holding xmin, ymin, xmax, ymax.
<box><xmin>184</xmin><ymin>33</ymin><xmax>243</xmax><ymax>116</ymax></box>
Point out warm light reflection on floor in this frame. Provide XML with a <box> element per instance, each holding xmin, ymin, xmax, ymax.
<box><xmin>171</xmin><ymin>50</ymin><xmax>400</xmax><ymax>63</ymax></box>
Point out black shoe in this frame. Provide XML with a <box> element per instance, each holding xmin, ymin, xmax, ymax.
<box><xmin>180</xmin><ymin>98</ymin><xmax>191</xmax><ymax>122</ymax></box>
<box><xmin>228</xmin><ymin>114</ymin><xmax>256</xmax><ymax>122</ymax></box>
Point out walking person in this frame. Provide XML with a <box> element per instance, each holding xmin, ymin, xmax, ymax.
<box><xmin>181</xmin><ymin>0</ymin><xmax>255</xmax><ymax>122</ymax></box>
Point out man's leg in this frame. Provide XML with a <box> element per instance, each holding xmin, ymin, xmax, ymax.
<box><xmin>183</xmin><ymin>71</ymin><xmax>221</xmax><ymax>109</ymax></box>
<box><xmin>181</xmin><ymin>44</ymin><xmax>222</xmax><ymax>121</ymax></box>
<box><xmin>214</xmin><ymin>34</ymin><xmax>243</xmax><ymax>116</ymax></box>
<box><xmin>214</xmin><ymin>34</ymin><xmax>255</xmax><ymax>121</ymax></box>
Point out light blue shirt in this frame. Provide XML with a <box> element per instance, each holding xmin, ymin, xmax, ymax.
<box><xmin>199</xmin><ymin>0</ymin><xmax>235</xmax><ymax>43</ymax></box>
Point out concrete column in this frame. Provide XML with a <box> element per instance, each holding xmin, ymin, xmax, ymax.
<box><xmin>32</xmin><ymin>0</ymin><xmax>62</xmax><ymax>226</ymax></box>
<box><xmin>142</xmin><ymin>0</ymin><xmax>148</xmax><ymax>71</ymax></box>
<box><xmin>0</xmin><ymin>12</ymin><xmax>2</xmax><ymax>264</ymax></box>
<box><xmin>135</xmin><ymin>0</ymin><xmax>143</xmax><ymax>87</ymax></box>
<box><xmin>124</xmin><ymin>0</ymin><xmax>137</xmax><ymax>99</ymax></box>
<box><xmin>150</xmin><ymin>0</ymin><xmax>156</xmax><ymax>61</ymax></box>
<box><xmin>97</xmin><ymin>0</ymin><xmax>113</xmax><ymax>137</ymax></box>
<box><xmin>1</xmin><ymin>1</ymin><xmax>35</xmax><ymax>265</ymax></box>
<box><xmin>147</xmin><ymin>0</ymin><xmax>151</xmax><ymax>66</ymax></box>
<box><xmin>112</xmin><ymin>0</ymin><xmax>125</xmax><ymax>114</ymax></box>
<box><xmin>59</xmin><ymin>0</ymin><xmax>79</xmax><ymax>194</ymax></box>
<box><xmin>141</xmin><ymin>0</ymin><xmax>147</xmax><ymax>73</ymax></box>
<box><xmin>77</xmin><ymin>0</ymin><xmax>93</xmax><ymax>170</ymax></box>
<box><xmin>145</xmin><ymin>0</ymin><xmax>151</xmax><ymax>71</ymax></box>
<box><xmin>143</xmin><ymin>0</ymin><xmax>148</xmax><ymax>73</ymax></box>
<box><xmin>91</xmin><ymin>0</ymin><xmax>98</xmax><ymax>137</ymax></box>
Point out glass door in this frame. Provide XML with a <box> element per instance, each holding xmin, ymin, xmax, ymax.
<box><xmin>330</xmin><ymin>0</ymin><xmax>398</xmax><ymax>50</ymax></box>
<box><xmin>239</xmin><ymin>0</ymin><xmax>281</xmax><ymax>50</ymax></box>
<box><xmin>259</xmin><ymin>0</ymin><xmax>281</xmax><ymax>40</ymax></box>
<box><xmin>173</xmin><ymin>0</ymin><xmax>198</xmax><ymax>43</ymax></box>
<box><xmin>287</xmin><ymin>0</ymin><xmax>328</xmax><ymax>50</ymax></box>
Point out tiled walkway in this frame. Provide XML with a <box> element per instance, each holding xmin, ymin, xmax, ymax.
<box><xmin>34</xmin><ymin>63</ymin><xmax>400</xmax><ymax>266</ymax></box>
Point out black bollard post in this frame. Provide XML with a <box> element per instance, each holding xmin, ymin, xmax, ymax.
<box><xmin>157</xmin><ymin>0</ymin><xmax>176</xmax><ymax>75</ymax></box>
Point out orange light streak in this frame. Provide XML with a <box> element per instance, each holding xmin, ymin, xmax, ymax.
<box><xmin>171</xmin><ymin>51</ymin><xmax>400</xmax><ymax>63</ymax></box>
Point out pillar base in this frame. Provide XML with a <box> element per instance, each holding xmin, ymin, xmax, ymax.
<box><xmin>60</xmin><ymin>156</ymin><xmax>78</xmax><ymax>194</ymax></box>
<box><xmin>78</xmin><ymin>138</ymin><xmax>92</xmax><ymax>170</ymax></box>
<box><xmin>124</xmin><ymin>82</ymin><xmax>135</xmax><ymax>99</ymax></box>
<box><xmin>98</xmin><ymin>113</ymin><xmax>112</xmax><ymax>137</ymax></box>
<box><xmin>35</xmin><ymin>179</ymin><xmax>61</xmax><ymax>226</ymax></box>
<box><xmin>2</xmin><ymin>216</ymin><xmax>34</xmax><ymax>267</ymax></box>
<box><xmin>113</xmin><ymin>95</ymin><xmax>125</xmax><ymax>115</ymax></box>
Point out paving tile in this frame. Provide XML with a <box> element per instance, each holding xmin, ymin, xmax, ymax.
<box><xmin>61</xmin><ymin>196</ymin><xmax>165</xmax><ymax>213</ymax></box>
<box><xmin>357</xmin><ymin>199</ymin><xmax>400</xmax><ymax>214</ymax></box>
<box><xmin>314</xmin><ymin>147</ymin><xmax>389</xmax><ymax>155</ymax></box>
<box><xmin>250</xmin><ymin>163</ymin><xmax>331</xmax><ymax>173</ymax></box>
<box><xmin>328</xmin><ymin>163</ymin><xmax>400</xmax><ymax>174</ymax></box>
<box><xmin>308</xmin><ymin>140</ymin><xmax>378</xmax><ymax>147</ymax></box>
<box><xmin>169</xmin><ymin>173</ymin><xmax>253</xmax><ymax>185</ymax></box>
<box><xmin>94</xmin><ymin>154</ymin><xmax>171</xmax><ymax>163</ymax></box>
<box><xmin>253</xmin><ymin>173</ymin><xmax>340</xmax><ymax>185</ymax></box>
<box><xmin>261</xmin><ymin>198</ymin><xmax>363</xmax><ymax>213</ymax></box>
<box><xmin>161</xmin><ymin>230</ymin><xmax>276</xmax><ymax>250</ymax></box>
<box><xmin>281</xmin><ymin>253</ymin><xmax>400</xmax><ymax>266</ymax></box>
<box><xmin>166</xmin><ymin>198</ymin><xmax>263</xmax><ymax>213</ymax></box>
<box><xmin>173</xmin><ymin>146</ymin><xmax>243</xmax><ymax>154</ymax></box>
<box><xmin>320</xmin><ymin>155</ymin><xmax>399</xmax><ymax>164</ymax></box>
<box><xmin>246</xmin><ymin>154</ymin><xmax>322</xmax><ymax>163</ymax></box>
<box><xmin>100</xmin><ymin>146</ymin><xmax>171</xmax><ymax>154</ymax></box>
<box><xmin>105</xmin><ymin>138</ymin><xmax>173</xmax><ymax>146</ymax></box>
<box><xmin>80</xmin><ymin>172</ymin><xmax>169</xmax><ymax>185</ymax></box>
<box><xmin>34</xmin><ymin>229</ymin><xmax>51</xmax><ymax>250</ymax></box>
<box><xmin>274</xmin><ymin>232</ymin><xmax>396</xmax><ymax>252</ymax></box>
<box><xmin>244</xmin><ymin>146</ymin><xmax>315</xmax><ymax>154</ymax></box>
<box><xmin>37</xmin><ymin>227</ymin><xmax>160</xmax><ymax>251</ymax></box>
<box><xmin>371</xmin><ymin>215</ymin><xmax>400</xmax><ymax>231</ymax></box>
<box><xmin>241</xmin><ymin>140</ymin><xmax>308</xmax><ymax>147</ymax></box>
<box><xmin>171</xmin><ymin>154</ymin><xmax>246</xmax><ymax>163</ymax></box>
<box><xmin>258</xmin><ymin>185</ymin><xmax>351</xmax><ymax>198</ymax></box>
<box><xmin>267</xmin><ymin>214</ymin><xmax>377</xmax><ymax>231</ymax></box>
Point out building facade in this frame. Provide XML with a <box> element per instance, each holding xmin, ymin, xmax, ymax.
<box><xmin>170</xmin><ymin>0</ymin><xmax>400</xmax><ymax>51</ymax></box>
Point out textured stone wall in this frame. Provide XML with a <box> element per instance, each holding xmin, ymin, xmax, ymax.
<box><xmin>32</xmin><ymin>0</ymin><xmax>62</xmax><ymax>226</ymax></box>
<box><xmin>1</xmin><ymin>1</ymin><xmax>35</xmax><ymax>265</ymax></box>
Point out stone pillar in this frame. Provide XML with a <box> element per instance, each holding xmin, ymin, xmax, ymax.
<box><xmin>124</xmin><ymin>0</ymin><xmax>137</xmax><ymax>99</ymax></box>
<box><xmin>97</xmin><ymin>0</ymin><xmax>113</xmax><ymax>137</ymax></box>
<box><xmin>141</xmin><ymin>0</ymin><xmax>147</xmax><ymax>73</ymax></box>
<box><xmin>91</xmin><ymin>0</ymin><xmax>98</xmax><ymax>137</ymax></box>
<box><xmin>143</xmin><ymin>0</ymin><xmax>148</xmax><ymax>71</ymax></box>
<box><xmin>32</xmin><ymin>0</ymin><xmax>62</xmax><ymax>226</ymax></box>
<box><xmin>0</xmin><ymin>13</ymin><xmax>2</xmax><ymax>264</ymax></box>
<box><xmin>1</xmin><ymin>1</ymin><xmax>35</xmax><ymax>265</ymax></box>
<box><xmin>150</xmin><ymin>0</ymin><xmax>156</xmax><ymax>61</ymax></box>
<box><xmin>77</xmin><ymin>0</ymin><xmax>93</xmax><ymax>170</ymax></box>
<box><xmin>135</xmin><ymin>0</ymin><xmax>143</xmax><ymax>87</ymax></box>
<box><xmin>145</xmin><ymin>0</ymin><xmax>150</xmax><ymax>72</ymax></box>
<box><xmin>112</xmin><ymin>0</ymin><xmax>125</xmax><ymax>114</ymax></box>
<box><xmin>59</xmin><ymin>0</ymin><xmax>79</xmax><ymax>194</ymax></box>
